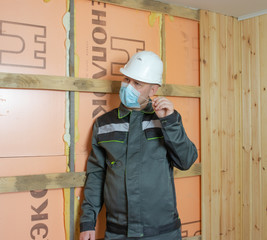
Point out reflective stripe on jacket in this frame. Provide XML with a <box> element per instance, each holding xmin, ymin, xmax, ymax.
<box><xmin>80</xmin><ymin>102</ymin><xmax>198</xmax><ymax>238</ymax></box>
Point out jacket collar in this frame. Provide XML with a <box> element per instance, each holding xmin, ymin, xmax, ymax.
<box><xmin>118</xmin><ymin>101</ymin><xmax>154</xmax><ymax>119</ymax></box>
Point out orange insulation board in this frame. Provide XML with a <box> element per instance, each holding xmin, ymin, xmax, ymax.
<box><xmin>0</xmin><ymin>0</ymin><xmax>67</xmax><ymax>239</ymax></box>
<box><xmin>0</xmin><ymin>0</ymin><xmax>200</xmax><ymax>239</ymax></box>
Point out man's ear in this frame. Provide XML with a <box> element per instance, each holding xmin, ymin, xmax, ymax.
<box><xmin>149</xmin><ymin>84</ymin><xmax>159</xmax><ymax>97</ymax></box>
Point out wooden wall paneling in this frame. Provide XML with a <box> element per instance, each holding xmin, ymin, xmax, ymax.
<box><xmin>219</xmin><ymin>14</ymin><xmax>229</xmax><ymax>239</ymax></box>
<box><xmin>200</xmin><ymin>10</ymin><xmax>211</xmax><ymax>240</ymax></box>
<box><xmin>259</xmin><ymin>14</ymin><xmax>267</xmax><ymax>240</ymax></box>
<box><xmin>208</xmin><ymin>12</ymin><xmax>222</xmax><ymax>240</ymax></box>
<box><xmin>200</xmin><ymin>10</ymin><xmax>242</xmax><ymax>240</ymax></box>
<box><xmin>249</xmin><ymin>17</ymin><xmax>261</xmax><ymax>240</ymax></box>
<box><xmin>220</xmin><ymin>15</ymin><xmax>242</xmax><ymax>240</ymax></box>
<box><xmin>233</xmin><ymin>17</ymin><xmax>242</xmax><ymax>240</ymax></box>
<box><xmin>241</xmin><ymin>17</ymin><xmax>262</xmax><ymax>240</ymax></box>
<box><xmin>241</xmin><ymin>19</ymin><xmax>253</xmax><ymax>240</ymax></box>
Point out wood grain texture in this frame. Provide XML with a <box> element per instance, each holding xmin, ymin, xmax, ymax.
<box><xmin>97</xmin><ymin>0</ymin><xmax>199</xmax><ymax>21</ymax></box>
<box><xmin>259</xmin><ymin>14</ymin><xmax>267</xmax><ymax>240</ymax></box>
<box><xmin>200</xmin><ymin>10</ymin><xmax>211</xmax><ymax>240</ymax></box>
<box><xmin>240</xmin><ymin>15</ymin><xmax>267</xmax><ymax>240</ymax></box>
<box><xmin>0</xmin><ymin>72</ymin><xmax>201</xmax><ymax>98</ymax></box>
<box><xmin>200</xmin><ymin>10</ymin><xmax>242</xmax><ymax>240</ymax></box>
<box><xmin>0</xmin><ymin>172</ymin><xmax>86</xmax><ymax>194</ymax></box>
<box><xmin>173</xmin><ymin>163</ymin><xmax>201</xmax><ymax>178</ymax></box>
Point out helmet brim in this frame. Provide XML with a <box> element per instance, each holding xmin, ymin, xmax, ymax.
<box><xmin>120</xmin><ymin>68</ymin><xmax>162</xmax><ymax>86</ymax></box>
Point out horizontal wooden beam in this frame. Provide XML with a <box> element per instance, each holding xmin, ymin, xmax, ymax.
<box><xmin>0</xmin><ymin>72</ymin><xmax>121</xmax><ymax>94</ymax></box>
<box><xmin>0</xmin><ymin>172</ymin><xmax>86</xmax><ymax>194</ymax></box>
<box><xmin>183</xmin><ymin>236</ymin><xmax>201</xmax><ymax>240</ymax></box>
<box><xmin>97</xmin><ymin>0</ymin><xmax>200</xmax><ymax>21</ymax></box>
<box><xmin>0</xmin><ymin>163</ymin><xmax>201</xmax><ymax>194</ymax></box>
<box><xmin>174</xmin><ymin>163</ymin><xmax>201</xmax><ymax>178</ymax></box>
<box><xmin>157</xmin><ymin>83</ymin><xmax>201</xmax><ymax>98</ymax></box>
<box><xmin>0</xmin><ymin>72</ymin><xmax>200</xmax><ymax>98</ymax></box>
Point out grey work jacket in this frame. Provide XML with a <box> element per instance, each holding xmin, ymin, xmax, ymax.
<box><xmin>80</xmin><ymin>103</ymin><xmax>198</xmax><ymax>238</ymax></box>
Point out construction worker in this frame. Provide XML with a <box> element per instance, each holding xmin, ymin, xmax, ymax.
<box><xmin>79</xmin><ymin>51</ymin><xmax>198</xmax><ymax>240</ymax></box>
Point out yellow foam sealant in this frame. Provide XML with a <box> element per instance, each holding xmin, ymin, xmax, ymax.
<box><xmin>168</xmin><ymin>15</ymin><xmax>174</xmax><ymax>22</ymax></box>
<box><xmin>63</xmin><ymin>3</ymin><xmax>71</xmax><ymax>239</ymax></box>
<box><xmin>148</xmin><ymin>12</ymin><xmax>162</xmax><ymax>27</ymax></box>
<box><xmin>148</xmin><ymin>12</ymin><xmax>163</xmax><ymax>58</ymax></box>
<box><xmin>149</xmin><ymin>12</ymin><xmax>166</xmax><ymax>85</ymax></box>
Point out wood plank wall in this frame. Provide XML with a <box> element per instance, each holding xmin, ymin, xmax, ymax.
<box><xmin>240</xmin><ymin>15</ymin><xmax>267</xmax><ymax>240</ymax></box>
<box><xmin>200</xmin><ymin>10</ymin><xmax>267</xmax><ymax>240</ymax></box>
<box><xmin>200</xmin><ymin>10</ymin><xmax>242</xmax><ymax>240</ymax></box>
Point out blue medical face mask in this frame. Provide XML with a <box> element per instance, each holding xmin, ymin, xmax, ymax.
<box><xmin>119</xmin><ymin>82</ymin><xmax>141</xmax><ymax>108</ymax></box>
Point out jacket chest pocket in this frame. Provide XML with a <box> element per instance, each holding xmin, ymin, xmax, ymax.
<box><xmin>97</xmin><ymin>131</ymin><xmax>127</xmax><ymax>144</ymax></box>
<box><xmin>143</xmin><ymin>128</ymin><xmax>167</xmax><ymax>160</ymax></box>
<box><xmin>144</xmin><ymin>128</ymin><xmax>164</xmax><ymax>141</ymax></box>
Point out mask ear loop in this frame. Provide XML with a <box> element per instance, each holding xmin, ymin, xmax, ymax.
<box><xmin>139</xmin><ymin>96</ymin><xmax>152</xmax><ymax>106</ymax></box>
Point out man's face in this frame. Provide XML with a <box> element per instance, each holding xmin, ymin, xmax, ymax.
<box><xmin>122</xmin><ymin>77</ymin><xmax>158</xmax><ymax>109</ymax></box>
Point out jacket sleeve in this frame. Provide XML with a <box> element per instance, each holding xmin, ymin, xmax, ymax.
<box><xmin>80</xmin><ymin>121</ymin><xmax>106</xmax><ymax>232</ymax></box>
<box><xmin>160</xmin><ymin>110</ymin><xmax>198</xmax><ymax>170</ymax></box>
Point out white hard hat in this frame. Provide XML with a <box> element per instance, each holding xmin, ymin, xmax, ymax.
<box><xmin>120</xmin><ymin>51</ymin><xmax>163</xmax><ymax>86</ymax></box>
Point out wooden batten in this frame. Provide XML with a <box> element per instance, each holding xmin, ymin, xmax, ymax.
<box><xmin>0</xmin><ymin>72</ymin><xmax>121</xmax><ymax>93</ymax></box>
<box><xmin>0</xmin><ymin>72</ymin><xmax>201</xmax><ymax>98</ymax></box>
<box><xmin>0</xmin><ymin>172</ymin><xmax>86</xmax><ymax>194</ymax></box>
<box><xmin>173</xmin><ymin>163</ymin><xmax>201</xmax><ymax>178</ymax></box>
<box><xmin>97</xmin><ymin>0</ymin><xmax>200</xmax><ymax>21</ymax></box>
<box><xmin>0</xmin><ymin>163</ymin><xmax>201</xmax><ymax>194</ymax></box>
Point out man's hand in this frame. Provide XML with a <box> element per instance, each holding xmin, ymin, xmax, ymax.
<box><xmin>80</xmin><ymin>230</ymin><xmax>95</xmax><ymax>240</ymax></box>
<box><xmin>152</xmin><ymin>97</ymin><xmax>174</xmax><ymax>118</ymax></box>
